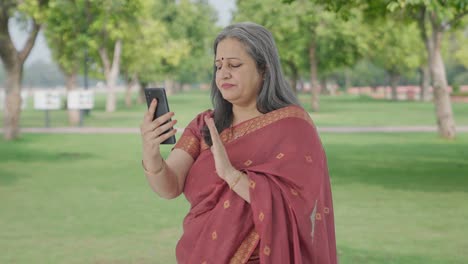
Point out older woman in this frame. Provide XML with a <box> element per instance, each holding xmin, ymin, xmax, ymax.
<box><xmin>140</xmin><ymin>22</ymin><xmax>337</xmax><ymax>264</ymax></box>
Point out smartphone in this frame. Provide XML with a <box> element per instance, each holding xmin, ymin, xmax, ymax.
<box><xmin>144</xmin><ymin>88</ymin><xmax>176</xmax><ymax>144</ymax></box>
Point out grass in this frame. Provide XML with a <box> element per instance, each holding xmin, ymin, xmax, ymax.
<box><xmin>8</xmin><ymin>90</ymin><xmax>468</xmax><ymax>128</ymax></box>
<box><xmin>2</xmin><ymin>90</ymin><xmax>468</xmax><ymax>263</ymax></box>
<box><xmin>303</xmin><ymin>95</ymin><xmax>468</xmax><ymax>127</ymax></box>
<box><xmin>1</xmin><ymin>133</ymin><xmax>468</xmax><ymax>263</ymax></box>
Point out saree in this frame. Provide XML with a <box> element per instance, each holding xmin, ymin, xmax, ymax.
<box><xmin>173</xmin><ymin>105</ymin><xmax>337</xmax><ymax>264</ymax></box>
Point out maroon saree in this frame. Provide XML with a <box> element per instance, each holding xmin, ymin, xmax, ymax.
<box><xmin>173</xmin><ymin>105</ymin><xmax>337</xmax><ymax>264</ymax></box>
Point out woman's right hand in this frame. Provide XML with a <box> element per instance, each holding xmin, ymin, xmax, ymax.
<box><xmin>140</xmin><ymin>98</ymin><xmax>178</xmax><ymax>172</ymax></box>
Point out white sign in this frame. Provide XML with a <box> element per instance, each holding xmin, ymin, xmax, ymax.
<box><xmin>21</xmin><ymin>91</ymin><xmax>28</xmax><ymax>109</ymax></box>
<box><xmin>34</xmin><ymin>90</ymin><xmax>62</xmax><ymax>110</ymax></box>
<box><xmin>0</xmin><ymin>90</ymin><xmax>28</xmax><ymax>110</ymax></box>
<box><xmin>67</xmin><ymin>90</ymin><xmax>94</xmax><ymax>109</ymax></box>
<box><xmin>0</xmin><ymin>90</ymin><xmax>4</xmax><ymax>111</ymax></box>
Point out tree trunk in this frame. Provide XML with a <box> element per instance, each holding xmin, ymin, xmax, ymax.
<box><xmin>286</xmin><ymin>60</ymin><xmax>298</xmax><ymax>94</ymax></box>
<box><xmin>99</xmin><ymin>39</ymin><xmax>122</xmax><ymax>113</ymax></box>
<box><xmin>138</xmin><ymin>81</ymin><xmax>147</xmax><ymax>104</ymax></box>
<box><xmin>419</xmin><ymin>64</ymin><xmax>431</xmax><ymax>101</ymax></box>
<box><xmin>290</xmin><ymin>76</ymin><xmax>297</xmax><ymax>94</ymax></box>
<box><xmin>165</xmin><ymin>79</ymin><xmax>174</xmax><ymax>95</ymax></box>
<box><xmin>418</xmin><ymin>8</ymin><xmax>455</xmax><ymax>138</ymax></box>
<box><xmin>389</xmin><ymin>72</ymin><xmax>400</xmax><ymax>101</ymax></box>
<box><xmin>125</xmin><ymin>73</ymin><xmax>139</xmax><ymax>108</ymax></box>
<box><xmin>3</xmin><ymin>65</ymin><xmax>22</xmax><ymax>140</ymax></box>
<box><xmin>309</xmin><ymin>41</ymin><xmax>320</xmax><ymax>112</ymax></box>
<box><xmin>430</xmin><ymin>28</ymin><xmax>456</xmax><ymax>139</ymax></box>
<box><xmin>0</xmin><ymin>14</ymin><xmax>41</xmax><ymax>140</ymax></box>
<box><xmin>65</xmin><ymin>72</ymin><xmax>80</xmax><ymax>126</ymax></box>
<box><xmin>344</xmin><ymin>68</ymin><xmax>351</xmax><ymax>92</ymax></box>
<box><xmin>320</xmin><ymin>78</ymin><xmax>327</xmax><ymax>95</ymax></box>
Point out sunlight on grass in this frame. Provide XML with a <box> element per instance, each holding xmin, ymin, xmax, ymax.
<box><xmin>1</xmin><ymin>133</ymin><xmax>468</xmax><ymax>263</ymax></box>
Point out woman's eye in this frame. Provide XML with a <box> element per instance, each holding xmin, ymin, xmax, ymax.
<box><xmin>231</xmin><ymin>64</ymin><xmax>241</xmax><ymax>68</ymax></box>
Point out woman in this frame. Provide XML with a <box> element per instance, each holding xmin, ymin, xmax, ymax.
<box><xmin>140</xmin><ymin>22</ymin><xmax>337</xmax><ymax>264</ymax></box>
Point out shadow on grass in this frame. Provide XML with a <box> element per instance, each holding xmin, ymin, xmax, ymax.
<box><xmin>0</xmin><ymin>168</ymin><xmax>24</xmax><ymax>186</ymax></box>
<box><xmin>0</xmin><ymin>137</ymin><xmax>95</xmax><ymax>186</ymax></box>
<box><xmin>338</xmin><ymin>245</ymin><xmax>464</xmax><ymax>264</ymax></box>
<box><xmin>0</xmin><ymin>147</ymin><xmax>95</xmax><ymax>163</ymax></box>
<box><xmin>324</xmin><ymin>135</ymin><xmax>468</xmax><ymax>193</ymax></box>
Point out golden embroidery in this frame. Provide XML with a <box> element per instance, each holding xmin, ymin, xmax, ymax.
<box><xmin>201</xmin><ymin>139</ymin><xmax>209</xmax><ymax>152</ymax></box>
<box><xmin>305</xmin><ymin>155</ymin><xmax>313</xmax><ymax>163</ymax></box>
<box><xmin>201</xmin><ymin>106</ymin><xmax>313</xmax><ymax>152</ymax></box>
<box><xmin>212</xmin><ymin>231</ymin><xmax>218</xmax><ymax>240</ymax></box>
<box><xmin>276</xmin><ymin>153</ymin><xmax>284</xmax><ymax>159</ymax></box>
<box><xmin>230</xmin><ymin>230</ymin><xmax>260</xmax><ymax>264</ymax></box>
<box><xmin>316</xmin><ymin>213</ymin><xmax>322</xmax><ymax>220</ymax></box>
<box><xmin>224</xmin><ymin>200</ymin><xmax>230</xmax><ymax>209</ymax></box>
<box><xmin>291</xmin><ymin>188</ymin><xmax>299</xmax><ymax>196</ymax></box>
<box><xmin>249</xmin><ymin>180</ymin><xmax>256</xmax><ymax>189</ymax></box>
<box><xmin>263</xmin><ymin>245</ymin><xmax>271</xmax><ymax>256</ymax></box>
<box><xmin>244</xmin><ymin>160</ymin><xmax>253</xmax><ymax>166</ymax></box>
<box><xmin>259</xmin><ymin>212</ymin><xmax>265</xmax><ymax>222</ymax></box>
<box><xmin>324</xmin><ymin>207</ymin><xmax>330</xmax><ymax>214</ymax></box>
<box><xmin>174</xmin><ymin>135</ymin><xmax>200</xmax><ymax>159</ymax></box>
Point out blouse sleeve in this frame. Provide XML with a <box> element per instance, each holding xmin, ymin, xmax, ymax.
<box><xmin>173</xmin><ymin>110</ymin><xmax>212</xmax><ymax>160</ymax></box>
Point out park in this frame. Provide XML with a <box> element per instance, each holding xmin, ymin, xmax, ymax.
<box><xmin>1</xmin><ymin>0</ymin><xmax>468</xmax><ymax>263</ymax></box>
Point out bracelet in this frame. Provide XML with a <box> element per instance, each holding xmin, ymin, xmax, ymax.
<box><xmin>229</xmin><ymin>170</ymin><xmax>243</xmax><ymax>189</ymax></box>
<box><xmin>141</xmin><ymin>158</ymin><xmax>165</xmax><ymax>177</ymax></box>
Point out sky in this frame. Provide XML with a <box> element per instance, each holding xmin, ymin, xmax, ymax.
<box><xmin>9</xmin><ymin>0</ymin><xmax>235</xmax><ymax>66</ymax></box>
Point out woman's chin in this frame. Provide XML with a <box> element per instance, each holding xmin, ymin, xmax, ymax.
<box><xmin>220</xmin><ymin>91</ymin><xmax>239</xmax><ymax>102</ymax></box>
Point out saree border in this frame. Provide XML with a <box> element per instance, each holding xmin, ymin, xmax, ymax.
<box><xmin>229</xmin><ymin>229</ymin><xmax>260</xmax><ymax>264</ymax></box>
<box><xmin>201</xmin><ymin>105</ymin><xmax>312</xmax><ymax>152</ymax></box>
<box><xmin>173</xmin><ymin>134</ymin><xmax>200</xmax><ymax>160</ymax></box>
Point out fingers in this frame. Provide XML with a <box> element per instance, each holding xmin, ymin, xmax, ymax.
<box><xmin>144</xmin><ymin>99</ymin><xmax>158</xmax><ymax>122</ymax></box>
<box><xmin>152</xmin><ymin>111</ymin><xmax>174</xmax><ymax>127</ymax></box>
<box><xmin>141</xmin><ymin>110</ymin><xmax>174</xmax><ymax>132</ymax></box>
<box><xmin>154</xmin><ymin>127</ymin><xmax>178</xmax><ymax>144</ymax></box>
<box><xmin>141</xmin><ymin>109</ymin><xmax>176</xmax><ymax>140</ymax></box>
<box><xmin>152</xmin><ymin>120</ymin><xmax>177</xmax><ymax>138</ymax></box>
<box><xmin>204</xmin><ymin>116</ymin><xmax>221</xmax><ymax>145</ymax></box>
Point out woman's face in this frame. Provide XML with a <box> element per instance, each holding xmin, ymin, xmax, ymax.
<box><xmin>215</xmin><ymin>38</ymin><xmax>263</xmax><ymax>108</ymax></box>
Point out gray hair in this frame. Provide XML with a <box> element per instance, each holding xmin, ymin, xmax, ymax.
<box><xmin>203</xmin><ymin>22</ymin><xmax>299</xmax><ymax>145</ymax></box>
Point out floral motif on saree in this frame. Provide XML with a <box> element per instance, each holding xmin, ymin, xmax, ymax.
<box><xmin>173</xmin><ymin>105</ymin><xmax>337</xmax><ymax>264</ymax></box>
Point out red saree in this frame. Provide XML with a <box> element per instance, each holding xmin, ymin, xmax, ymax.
<box><xmin>173</xmin><ymin>105</ymin><xmax>337</xmax><ymax>264</ymax></box>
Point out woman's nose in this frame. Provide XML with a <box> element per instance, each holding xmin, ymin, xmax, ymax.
<box><xmin>219</xmin><ymin>66</ymin><xmax>231</xmax><ymax>79</ymax></box>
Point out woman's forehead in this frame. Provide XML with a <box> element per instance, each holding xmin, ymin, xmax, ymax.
<box><xmin>216</xmin><ymin>38</ymin><xmax>247</xmax><ymax>58</ymax></box>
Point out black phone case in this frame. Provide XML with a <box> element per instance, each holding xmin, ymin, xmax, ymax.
<box><xmin>144</xmin><ymin>88</ymin><xmax>177</xmax><ymax>144</ymax></box>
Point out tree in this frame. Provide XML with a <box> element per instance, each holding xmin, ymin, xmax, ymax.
<box><xmin>153</xmin><ymin>0</ymin><xmax>218</xmax><ymax>93</ymax></box>
<box><xmin>234</xmin><ymin>0</ymin><xmax>309</xmax><ymax>93</ymax></box>
<box><xmin>308</xmin><ymin>0</ymin><xmax>468</xmax><ymax>138</ymax></box>
<box><xmin>397</xmin><ymin>0</ymin><xmax>467</xmax><ymax>139</ymax></box>
<box><xmin>84</xmin><ymin>0</ymin><xmax>142</xmax><ymax>112</ymax></box>
<box><xmin>236</xmin><ymin>0</ymin><xmax>366</xmax><ymax>111</ymax></box>
<box><xmin>367</xmin><ymin>19</ymin><xmax>422</xmax><ymax>100</ymax></box>
<box><xmin>120</xmin><ymin>0</ymin><xmax>190</xmax><ymax>104</ymax></box>
<box><xmin>44</xmin><ymin>0</ymin><xmax>88</xmax><ymax>126</ymax></box>
<box><xmin>0</xmin><ymin>0</ymin><xmax>49</xmax><ymax>140</ymax></box>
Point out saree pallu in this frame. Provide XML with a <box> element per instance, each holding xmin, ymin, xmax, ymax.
<box><xmin>174</xmin><ymin>106</ymin><xmax>337</xmax><ymax>264</ymax></box>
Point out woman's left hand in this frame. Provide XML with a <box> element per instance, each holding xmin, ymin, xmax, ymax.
<box><xmin>204</xmin><ymin>116</ymin><xmax>236</xmax><ymax>180</ymax></box>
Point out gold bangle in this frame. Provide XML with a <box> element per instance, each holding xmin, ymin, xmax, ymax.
<box><xmin>229</xmin><ymin>170</ymin><xmax>243</xmax><ymax>189</ymax></box>
<box><xmin>141</xmin><ymin>159</ymin><xmax>165</xmax><ymax>177</ymax></box>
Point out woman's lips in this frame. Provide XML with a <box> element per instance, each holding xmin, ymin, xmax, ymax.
<box><xmin>221</xmin><ymin>83</ymin><xmax>235</xmax><ymax>89</ymax></box>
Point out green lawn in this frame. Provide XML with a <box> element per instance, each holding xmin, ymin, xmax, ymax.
<box><xmin>1</xmin><ymin>133</ymin><xmax>467</xmax><ymax>263</ymax></box>
<box><xmin>10</xmin><ymin>90</ymin><xmax>468</xmax><ymax>128</ymax></box>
